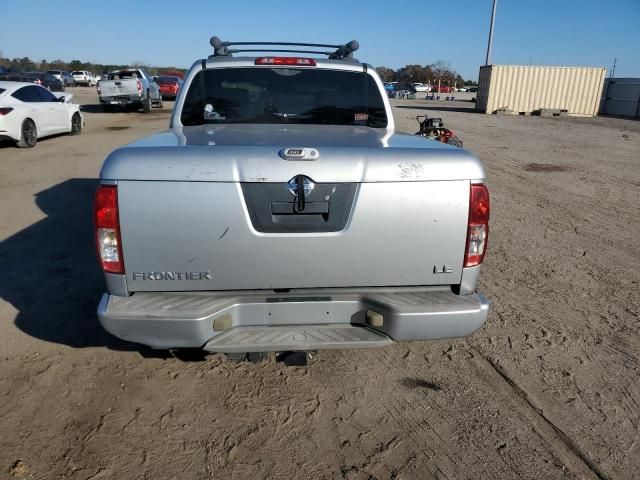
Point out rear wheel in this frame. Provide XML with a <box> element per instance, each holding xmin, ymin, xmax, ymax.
<box><xmin>70</xmin><ymin>113</ymin><xmax>82</xmax><ymax>135</ymax></box>
<box><xmin>142</xmin><ymin>92</ymin><xmax>152</xmax><ymax>113</ymax></box>
<box><xmin>225</xmin><ymin>352</ymin><xmax>270</xmax><ymax>363</ymax></box>
<box><xmin>225</xmin><ymin>352</ymin><xmax>246</xmax><ymax>363</ymax></box>
<box><xmin>247</xmin><ymin>352</ymin><xmax>269</xmax><ymax>363</ymax></box>
<box><xmin>446</xmin><ymin>136</ymin><xmax>463</xmax><ymax>148</ymax></box>
<box><xmin>17</xmin><ymin>119</ymin><xmax>37</xmax><ymax>148</ymax></box>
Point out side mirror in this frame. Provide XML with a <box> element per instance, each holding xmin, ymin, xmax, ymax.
<box><xmin>57</xmin><ymin>96</ymin><xmax>66</xmax><ymax>102</ymax></box>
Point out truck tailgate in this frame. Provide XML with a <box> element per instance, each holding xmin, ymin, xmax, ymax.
<box><xmin>99</xmin><ymin>79</ymin><xmax>138</xmax><ymax>97</ymax></box>
<box><xmin>117</xmin><ymin>179</ymin><xmax>469</xmax><ymax>291</ymax></box>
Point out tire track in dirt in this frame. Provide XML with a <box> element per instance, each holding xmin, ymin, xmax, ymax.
<box><xmin>471</xmin><ymin>351</ymin><xmax>606</xmax><ymax>480</ymax></box>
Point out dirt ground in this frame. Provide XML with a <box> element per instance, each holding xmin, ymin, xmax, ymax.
<box><xmin>1</xmin><ymin>89</ymin><xmax>639</xmax><ymax>480</ymax></box>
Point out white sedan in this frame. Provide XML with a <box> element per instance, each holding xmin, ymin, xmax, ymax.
<box><xmin>0</xmin><ymin>81</ymin><xmax>83</xmax><ymax>148</ymax></box>
<box><xmin>413</xmin><ymin>83</ymin><xmax>430</xmax><ymax>92</ymax></box>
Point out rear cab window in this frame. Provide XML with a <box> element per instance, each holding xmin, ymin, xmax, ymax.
<box><xmin>109</xmin><ymin>70</ymin><xmax>143</xmax><ymax>80</ymax></box>
<box><xmin>180</xmin><ymin>67</ymin><xmax>387</xmax><ymax>128</ymax></box>
<box><xmin>156</xmin><ymin>76</ymin><xmax>179</xmax><ymax>83</ymax></box>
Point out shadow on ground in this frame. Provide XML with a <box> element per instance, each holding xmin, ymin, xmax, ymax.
<box><xmin>0</xmin><ymin>178</ymin><xmax>167</xmax><ymax>356</ymax></box>
<box><xmin>79</xmin><ymin>104</ymin><xmax>105</xmax><ymax>113</ymax></box>
<box><xmin>0</xmin><ymin>133</ymin><xmax>73</xmax><ymax>149</ymax></box>
<box><xmin>80</xmin><ymin>104</ymin><xmax>172</xmax><ymax>115</ymax></box>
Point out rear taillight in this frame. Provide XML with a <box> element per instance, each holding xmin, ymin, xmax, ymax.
<box><xmin>94</xmin><ymin>185</ymin><xmax>124</xmax><ymax>274</ymax></box>
<box><xmin>136</xmin><ymin>79</ymin><xmax>142</xmax><ymax>94</ymax></box>
<box><xmin>254</xmin><ymin>57</ymin><xmax>316</xmax><ymax>66</ymax></box>
<box><xmin>96</xmin><ymin>82</ymin><xmax>101</xmax><ymax>94</ymax></box>
<box><xmin>464</xmin><ymin>184</ymin><xmax>490</xmax><ymax>267</ymax></box>
<box><xmin>0</xmin><ymin>108</ymin><xmax>13</xmax><ymax>116</ymax></box>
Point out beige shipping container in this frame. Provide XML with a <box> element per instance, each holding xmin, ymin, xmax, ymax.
<box><xmin>476</xmin><ymin>65</ymin><xmax>606</xmax><ymax>116</ymax></box>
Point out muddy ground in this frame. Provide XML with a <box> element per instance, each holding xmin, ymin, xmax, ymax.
<box><xmin>0</xmin><ymin>89</ymin><xmax>638</xmax><ymax>479</ymax></box>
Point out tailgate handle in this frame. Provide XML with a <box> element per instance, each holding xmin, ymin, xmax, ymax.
<box><xmin>271</xmin><ymin>202</ymin><xmax>328</xmax><ymax>215</ymax></box>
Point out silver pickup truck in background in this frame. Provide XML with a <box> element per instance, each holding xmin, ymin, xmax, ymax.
<box><xmin>97</xmin><ymin>68</ymin><xmax>162</xmax><ymax>112</ymax></box>
<box><xmin>94</xmin><ymin>38</ymin><xmax>490</xmax><ymax>362</ymax></box>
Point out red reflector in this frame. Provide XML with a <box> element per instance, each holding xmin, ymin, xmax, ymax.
<box><xmin>464</xmin><ymin>184</ymin><xmax>490</xmax><ymax>267</ymax></box>
<box><xmin>94</xmin><ymin>185</ymin><xmax>124</xmax><ymax>274</ymax></box>
<box><xmin>254</xmin><ymin>57</ymin><xmax>316</xmax><ymax>66</ymax></box>
<box><xmin>0</xmin><ymin>108</ymin><xmax>13</xmax><ymax>116</ymax></box>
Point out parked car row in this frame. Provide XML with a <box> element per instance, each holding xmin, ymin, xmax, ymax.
<box><xmin>384</xmin><ymin>82</ymin><xmax>417</xmax><ymax>98</ymax></box>
<box><xmin>384</xmin><ymin>82</ymin><xmax>477</xmax><ymax>94</ymax></box>
<box><xmin>0</xmin><ymin>72</ymin><xmax>65</xmax><ymax>92</ymax></box>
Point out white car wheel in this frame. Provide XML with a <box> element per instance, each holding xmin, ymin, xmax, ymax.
<box><xmin>17</xmin><ymin>119</ymin><xmax>37</xmax><ymax>148</ymax></box>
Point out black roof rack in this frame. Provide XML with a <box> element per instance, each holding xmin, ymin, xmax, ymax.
<box><xmin>208</xmin><ymin>37</ymin><xmax>360</xmax><ymax>60</ymax></box>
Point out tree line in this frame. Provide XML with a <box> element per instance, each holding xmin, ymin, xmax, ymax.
<box><xmin>0</xmin><ymin>55</ymin><xmax>185</xmax><ymax>76</ymax></box>
<box><xmin>0</xmin><ymin>54</ymin><xmax>475</xmax><ymax>86</ymax></box>
<box><xmin>376</xmin><ymin>61</ymin><xmax>477</xmax><ymax>87</ymax></box>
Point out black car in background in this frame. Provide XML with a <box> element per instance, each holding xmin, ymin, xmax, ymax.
<box><xmin>0</xmin><ymin>66</ymin><xmax>15</xmax><ymax>75</ymax></box>
<box><xmin>0</xmin><ymin>72</ymin><xmax>65</xmax><ymax>92</ymax></box>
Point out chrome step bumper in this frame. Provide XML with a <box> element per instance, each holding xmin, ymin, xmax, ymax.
<box><xmin>203</xmin><ymin>325</ymin><xmax>392</xmax><ymax>353</ymax></box>
<box><xmin>97</xmin><ymin>289</ymin><xmax>490</xmax><ymax>350</ymax></box>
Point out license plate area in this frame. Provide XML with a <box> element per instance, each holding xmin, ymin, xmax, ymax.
<box><xmin>242</xmin><ymin>183</ymin><xmax>357</xmax><ymax>233</ymax></box>
<box><xmin>270</xmin><ymin>202</ymin><xmax>329</xmax><ymax>215</ymax></box>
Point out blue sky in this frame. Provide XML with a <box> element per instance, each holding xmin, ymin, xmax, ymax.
<box><xmin>2</xmin><ymin>0</ymin><xmax>639</xmax><ymax>79</ymax></box>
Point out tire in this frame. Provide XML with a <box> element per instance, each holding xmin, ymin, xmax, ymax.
<box><xmin>142</xmin><ymin>92</ymin><xmax>152</xmax><ymax>113</ymax></box>
<box><xmin>17</xmin><ymin>119</ymin><xmax>37</xmax><ymax>148</ymax></box>
<box><xmin>247</xmin><ymin>352</ymin><xmax>269</xmax><ymax>363</ymax></box>
<box><xmin>70</xmin><ymin>113</ymin><xmax>82</xmax><ymax>135</ymax></box>
<box><xmin>226</xmin><ymin>352</ymin><xmax>246</xmax><ymax>363</ymax></box>
<box><xmin>446</xmin><ymin>136</ymin><xmax>463</xmax><ymax>148</ymax></box>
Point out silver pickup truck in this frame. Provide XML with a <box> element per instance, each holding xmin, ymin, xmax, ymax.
<box><xmin>95</xmin><ymin>38</ymin><xmax>490</xmax><ymax>360</ymax></box>
<box><xmin>97</xmin><ymin>68</ymin><xmax>162</xmax><ymax>112</ymax></box>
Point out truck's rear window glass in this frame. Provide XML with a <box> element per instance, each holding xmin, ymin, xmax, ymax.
<box><xmin>109</xmin><ymin>71</ymin><xmax>141</xmax><ymax>80</ymax></box>
<box><xmin>180</xmin><ymin>67</ymin><xmax>387</xmax><ymax>128</ymax></box>
<box><xmin>156</xmin><ymin>76</ymin><xmax>179</xmax><ymax>83</ymax></box>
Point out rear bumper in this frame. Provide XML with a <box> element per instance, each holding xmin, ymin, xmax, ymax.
<box><xmin>100</xmin><ymin>95</ymin><xmax>143</xmax><ymax>105</ymax></box>
<box><xmin>0</xmin><ymin>119</ymin><xmax>19</xmax><ymax>142</ymax></box>
<box><xmin>98</xmin><ymin>289</ymin><xmax>490</xmax><ymax>351</ymax></box>
<box><xmin>159</xmin><ymin>88</ymin><xmax>178</xmax><ymax>97</ymax></box>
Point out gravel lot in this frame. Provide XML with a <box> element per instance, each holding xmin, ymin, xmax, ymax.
<box><xmin>1</xmin><ymin>88</ymin><xmax>638</xmax><ymax>480</ymax></box>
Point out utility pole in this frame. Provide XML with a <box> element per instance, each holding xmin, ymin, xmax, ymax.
<box><xmin>485</xmin><ymin>0</ymin><xmax>498</xmax><ymax>65</ymax></box>
<box><xmin>610</xmin><ymin>58</ymin><xmax>617</xmax><ymax>78</ymax></box>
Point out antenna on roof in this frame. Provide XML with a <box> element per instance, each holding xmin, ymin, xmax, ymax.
<box><xmin>208</xmin><ymin>37</ymin><xmax>359</xmax><ymax>60</ymax></box>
